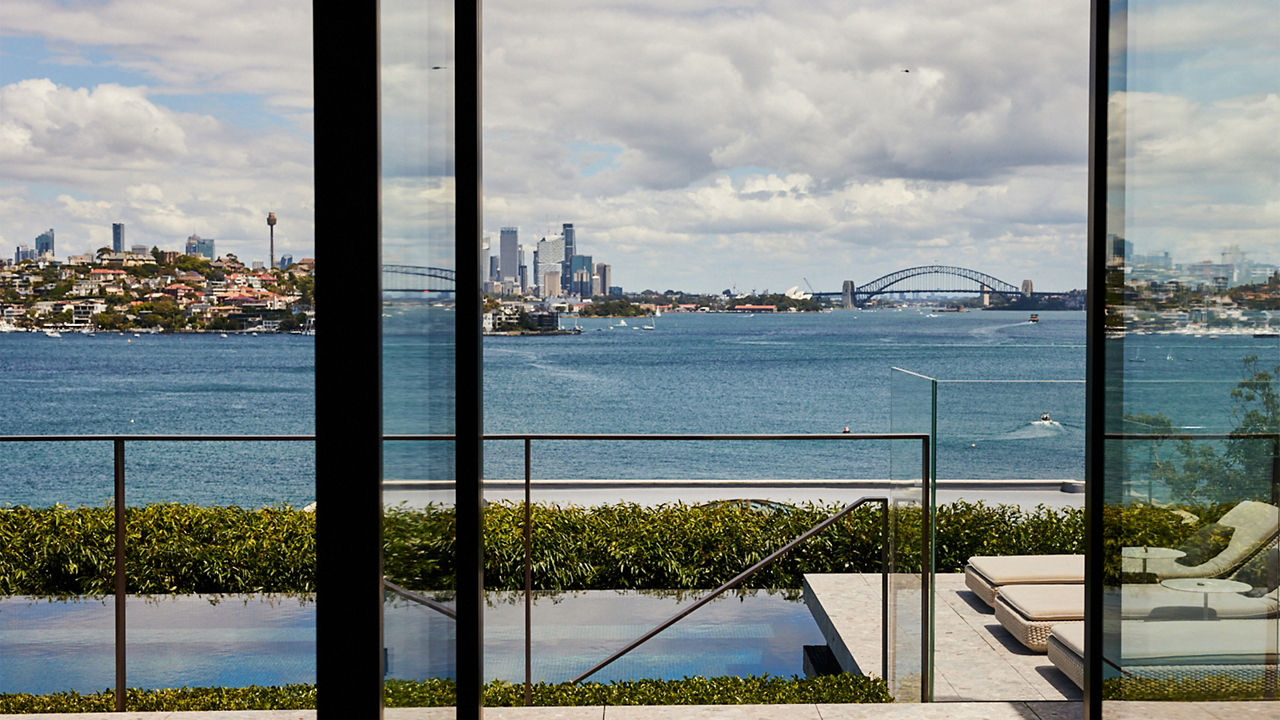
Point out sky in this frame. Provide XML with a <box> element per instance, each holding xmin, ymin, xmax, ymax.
<box><xmin>3</xmin><ymin>1</ymin><xmax>1275</xmax><ymax>293</ymax></box>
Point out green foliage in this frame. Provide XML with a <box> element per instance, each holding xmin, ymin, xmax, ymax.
<box><xmin>580</xmin><ymin>297</ymin><xmax>648</xmax><ymax>317</ymax></box>
<box><xmin>384</xmin><ymin>674</ymin><xmax>892</xmax><ymax>707</ymax></box>
<box><xmin>0</xmin><ymin>504</ymin><xmax>315</xmax><ymax>596</ymax></box>
<box><xmin>1121</xmin><ymin>355</ymin><xmax>1280</xmax><ymax>505</ymax></box>
<box><xmin>1103</xmin><ymin>676</ymin><xmax>1270</xmax><ymax>701</ymax></box>
<box><xmin>0</xmin><ymin>685</ymin><xmax>317</xmax><ymax>713</ymax></box>
<box><xmin>0</xmin><ymin>676</ymin><xmax>891</xmax><ymax>712</ymax></box>
<box><xmin>385</xmin><ymin>500</ymin><xmax>1091</xmax><ymax>592</ymax></box>
<box><xmin>1101</xmin><ymin>502</ymin><xmax>1222</xmax><ymax>584</ymax></box>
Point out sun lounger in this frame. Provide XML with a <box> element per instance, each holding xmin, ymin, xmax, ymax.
<box><xmin>994</xmin><ymin>583</ymin><xmax>1083</xmax><ymax>651</ymax></box>
<box><xmin>1048</xmin><ymin>619</ymin><xmax>1280</xmax><ymax>691</ymax></box>
<box><xmin>1121</xmin><ymin>500</ymin><xmax>1279</xmax><ymax>580</ymax></box>
<box><xmin>963</xmin><ymin>554</ymin><xmax>1083</xmax><ymax>607</ymax></box>
<box><xmin>996</xmin><ymin>543</ymin><xmax>1279</xmax><ymax>652</ymax></box>
<box><xmin>1046</xmin><ymin>623</ymin><xmax>1084</xmax><ymax>688</ymax></box>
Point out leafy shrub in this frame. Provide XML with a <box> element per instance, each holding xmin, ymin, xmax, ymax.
<box><xmin>0</xmin><ymin>685</ymin><xmax>317</xmax><ymax>713</ymax></box>
<box><xmin>0</xmin><ymin>504</ymin><xmax>315</xmax><ymax>596</ymax></box>
<box><xmin>0</xmin><ymin>499</ymin><xmax>1208</xmax><ymax>595</ymax></box>
<box><xmin>0</xmin><ymin>676</ymin><xmax>890</xmax><ymax>712</ymax></box>
<box><xmin>384</xmin><ymin>674</ymin><xmax>893</xmax><ymax>707</ymax></box>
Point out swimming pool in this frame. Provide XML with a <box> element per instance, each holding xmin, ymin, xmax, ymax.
<box><xmin>0</xmin><ymin>589</ymin><xmax>823</xmax><ymax>693</ymax></box>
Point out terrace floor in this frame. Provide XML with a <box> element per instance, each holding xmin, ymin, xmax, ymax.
<box><xmin>803</xmin><ymin>573</ymin><xmax>1081</xmax><ymax>702</ymax></box>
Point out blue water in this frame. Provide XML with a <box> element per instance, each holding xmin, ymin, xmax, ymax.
<box><xmin>0</xmin><ymin>590</ymin><xmax>818</xmax><ymax>692</ymax></box>
<box><xmin>0</xmin><ymin>332</ymin><xmax>315</xmax><ymax>508</ymax></box>
<box><xmin>5</xmin><ymin>309</ymin><xmax>1278</xmax><ymax>506</ymax></box>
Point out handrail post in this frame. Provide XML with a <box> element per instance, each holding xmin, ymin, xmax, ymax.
<box><xmin>113</xmin><ymin>438</ymin><xmax>126</xmax><ymax>713</ymax></box>
<box><xmin>879</xmin><ymin>497</ymin><xmax>888</xmax><ymax>679</ymax></box>
<box><xmin>524</xmin><ymin>437</ymin><xmax>532</xmax><ymax>706</ymax></box>
<box><xmin>920</xmin><ymin>436</ymin><xmax>932</xmax><ymax>703</ymax></box>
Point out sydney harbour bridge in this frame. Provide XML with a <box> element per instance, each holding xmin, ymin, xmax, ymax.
<box><xmin>383</xmin><ymin>263</ymin><xmax>1064</xmax><ymax>308</ymax></box>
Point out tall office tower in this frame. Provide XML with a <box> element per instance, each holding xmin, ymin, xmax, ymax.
<box><xmin>569</xmin><ymin>254</ymin><xmax>593</xmax><ymax>287</ymax></box>
<box><xmin>14</xmin><ymin>245</ymin><xmax>35</xmax><ymax>263</ymax></box>
<box><xmin>562</xmin><ymin>223</ymin><xmax>575</xmax><ymax>262</ymax></box>
<box><xmin>131</xmin><ymin>245</ymin><xmax>148</xmax><ymax>256</ymax></box>
<box><xmin>34</xmin><ymin>229</ymin><xmax>54</xmax><ymax>256</ymax></box>
<box><xmin>518</xmin><ymin>265</ymin><xmax>528</xmax><ymax>293</ymax></box>
<box><xmin>185</xmin><ymin>233</ymin><xmax>215</xmax><ymax>257</ymax></box>
<box><xmin>591</xmin><ymin>274</ymin><xmax>602</xmax><ymax>297</ymax></box>
<box><xmin>499</xmin><ymin>227</ymin><xmax>518</xmax><ymax>281</ymax></box>
<box><xmin>535</xmin><ymin>235</ymin><xmax>565</xmax><ymax>292</ymax></box>
<box><xmin>112</xmin><ymin>223</ymin><xmax>125</xmax><ymax>253</ymax></box>
<box><xmin>541</xmin><ymin>270</ymin><xmax>561</xmax><ymax>298</ymax></box>
<box><xmin>488</xmin><ymin>255</ymin><xmax>500</xmax><ymax>282</ymax></box>
<box><xmin>561</xmin><ymin>223</ymin><xmax>576</xmax><ymax>293</ymax></box>
<box><xmin>572</xmin><ymin>268</ymin><xmax>592</xmax><ymax>298</ymax></box>
<box><xmin>595</xmin><ymin>263</ymin><xmax>611</xmax><ymax>296</ymax></box>
<box><xmin>279</xmin><ymin>254</ymin><xmax>294</xmax><ymax>270</ymax></box>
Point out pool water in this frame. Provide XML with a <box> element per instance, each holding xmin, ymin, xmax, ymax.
<box><xmin>0</xmin><ymin>589</ymin><xmax>822</xmax><ymax>694</ymax></box>
<box><xmin>387</xmin><ymin>589</ymin><xmax>824</xmax><ymax>684</ymax></box>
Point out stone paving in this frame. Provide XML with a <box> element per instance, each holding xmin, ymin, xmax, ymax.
<box><xmin>803</xmin><ymin>573</ymin><xmax>1081</xmax><ymax>702</ymax></box>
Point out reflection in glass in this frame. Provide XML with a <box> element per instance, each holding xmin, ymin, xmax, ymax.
<box><xmin>379</xmin><ymin>0</ymin><xmax>458</xmax><ymax>702</ymax></box>
<box><xmin>1101</xmin><ymin>0</ymin><xmax>1279</xmax><ymax>709</ymax></box>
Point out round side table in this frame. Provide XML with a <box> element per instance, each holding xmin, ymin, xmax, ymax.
<box><xmin>1159</xmin><ymin>577</ymin><xmax>1252</xmax><ymax>620</ymax></box>
<box><xmin>1121</xmin><ymin>546</ymin><xmax>1186</xmax><ymax>575</ymax></box>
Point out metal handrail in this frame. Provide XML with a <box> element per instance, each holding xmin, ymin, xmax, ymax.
<box><xmin>0</xmin><ymin>431</ymin><xmax>933</xmax><ymax>708</ymax></box>
<box><xmin>570</xmin><ymin>495</ymin><xmax>889</xmax><ymax>685</ymax></box>
<box><xmin>0</xmin><ymin>434</ymin><xmax>318</xmax><ymax>713</ymax></box>
<box><xmin>383</xmin><ymin>579</ymin><xmax>457</xmax><ymax>619</ymax></box>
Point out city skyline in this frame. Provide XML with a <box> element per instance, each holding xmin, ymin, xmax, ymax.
<box><xmin>3</xmin><ymin>2</ymin><xmax>1274</xmax><ymax>293</ymax></box>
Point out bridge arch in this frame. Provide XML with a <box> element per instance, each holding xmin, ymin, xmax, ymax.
<box><xmin>844</xmin><ymin>265</ymin><xmax>1022</xmax><ymax>307</ymax></box>
<box><xmin>382</xmin><ymin>264</ymin><xmax>456</xmax><ymax>292</ymax></box>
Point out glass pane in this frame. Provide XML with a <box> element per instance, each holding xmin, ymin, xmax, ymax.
<box><xmin>1101</xmin><ymin>0</ymin><xmax>1280</xmax><ymax>711</ymax></box>
<box><xmin>380</xmin><ymin>0</ymin><xmax>458</xmax><ymax>708</ymax></box>
<box><xmin>888</xmin><ymin>367</ymin><xmax>935</xmax><ymax>701</ymax></box>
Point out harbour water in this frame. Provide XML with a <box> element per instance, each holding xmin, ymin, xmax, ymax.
<box><xmin>2</xmin><ymin>308</ymin><xmax>1276</xmax><ymax>507</ymax></box>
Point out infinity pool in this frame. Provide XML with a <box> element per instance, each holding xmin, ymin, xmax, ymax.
<box><xmin>0</xmin><ymin>589</ymin><xmax>822</xmax><ymax>693</ymax></box>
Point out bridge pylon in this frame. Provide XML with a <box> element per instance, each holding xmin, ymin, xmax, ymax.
<box><xmin>842</xmin><ymin>280</ymin><xmax>856</xmax><ymax>309</ymax></box>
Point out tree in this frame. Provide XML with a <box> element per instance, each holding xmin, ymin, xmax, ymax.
<box><xmin>1127</xmin><ymin>355</ymin><xmax>1280</xmax><ymax>505</ymax></box>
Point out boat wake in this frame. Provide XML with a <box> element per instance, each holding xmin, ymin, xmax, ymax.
<box><xmin>1000</xmin><ymin>420</ymin><xmax>1068</xmax><ymax>440</ymax></box>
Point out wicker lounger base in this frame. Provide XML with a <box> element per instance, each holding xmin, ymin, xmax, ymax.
<box><xmin>994</xmin><ymin>595</ymin><xmax>1058</xmax><ymax>652</ymax></box>
<box><xmin>1047</xmin><ymin>633</ymin><xmax>1083</xmax><ymax>688</ymax></box>
<box><xmin>964</xmin><ymin>565</ymin><xmax>999</xmax><ymax>607</ymax></box>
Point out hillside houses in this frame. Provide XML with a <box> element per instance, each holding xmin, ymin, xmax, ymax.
<box><xmin>0</xmin><ymin>253</ymin><xmax>315</xmax><ymax>331</ymax></box>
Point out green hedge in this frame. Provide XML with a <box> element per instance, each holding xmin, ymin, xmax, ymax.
<box><xmin>0</xmin><ymin>500</ymin><xmax>1214</xmax><ymax>595</ymax></box>
<box><xmin>387</xmin><ymin>500</ymin><xmax>1093</xmax><ymax>591</ymax></box>
<box><xmin>0</xmin><ymin>504</ymin><xmax>314</xmax><ymax>596</ymax></box>
<box><xmin>0</xmin><ymin>675</ymin><xmax>891</xmax><ymax>712</ymax></box>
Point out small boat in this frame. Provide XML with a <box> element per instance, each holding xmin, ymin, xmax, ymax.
<box><xmin>1029</xmin><ymin>314</ymin><xmax>1039</xmax><ymax>323</ymax></box>
<box><xmin>1040</xmin><ymin>412</ymin><xmax>1052</xmax><ymax>422</ymax></box>
<box><xmin>616</xmin><ymin>319</ymin><xmax>628</xmax><ymax>327</ymax></box>
<box><xmin>43</xmin><ymin>329</ymin><xmax>61</xmax><ymax>338</ymax></box>
<box><xmin>220</xmin><ymin>333</ymin><xmax>228</xmax><ymax>338</ymax></box>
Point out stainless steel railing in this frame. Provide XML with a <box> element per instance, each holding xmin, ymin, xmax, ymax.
<box><xmin>387</xmin><ymin>432</ymin><xmax>932</xmax><ymax>704</ymax></box>
<box><xmin>0</xmin><ymin>431</ymin><xmax>933</xmax><ymax>710</ymax></box>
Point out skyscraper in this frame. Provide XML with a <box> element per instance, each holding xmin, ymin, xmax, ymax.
<box><xmin>112</xmin><ymin>223</ymin><xmax>125</xmax><ymax>253</ymax></box>
<box><xmin>561</xmin><ymin>223</ymin><xmax>575</xmax><ymax>292</ymax></box>
<box><xmin>185</xmin><ymin>234</ymin><xmax>215</xmax><ymax>259</ymax></box>
<box><xmin>568</xmin><ymin>254</ymin><xmax>593</xmax><ymax>297</ymax></box>
<box><xmin>535</xmin><ymin>235</ymin><xmax>564</xmax><ymax>294</ymax></box>
<box><xmin>34</xmin><ymin>229</ymin><xmax>54</xmax><ymax>257</ymax></box>
<box><xmin>562</xmin><ymin>223</ymin><xmax>575</xmax><ymax>262</ymax></box>
<box><xmin>595</xmin><ymin>263</ymin><xmax>611</xmax><ymax>298</ymax></box>
<box><xmin>499</xmin><ymin>227</ymin><xmax>518</xmax><ymax>281</ymax></box>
